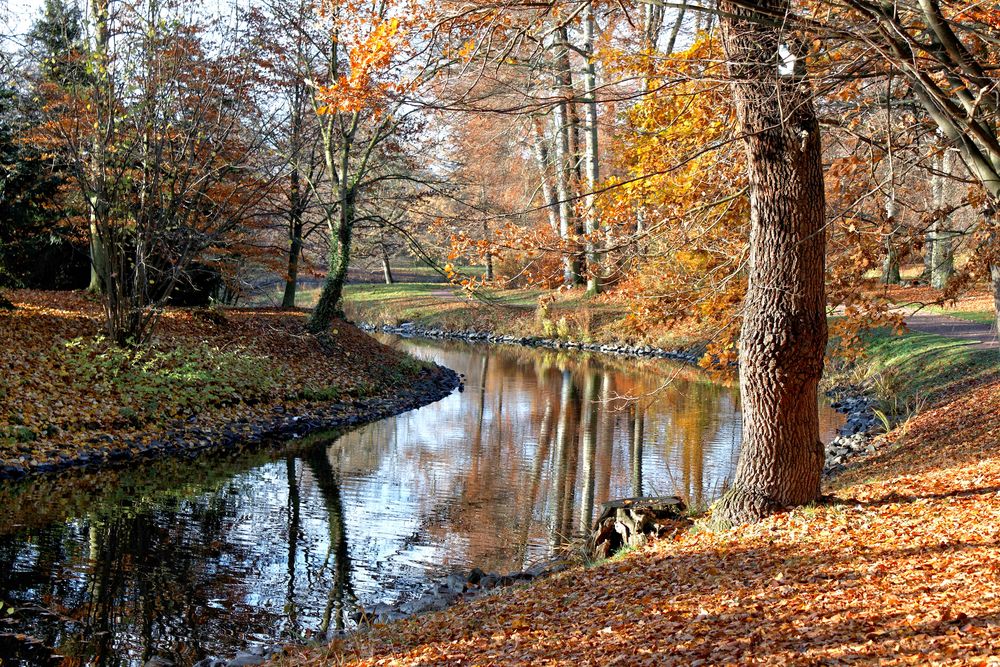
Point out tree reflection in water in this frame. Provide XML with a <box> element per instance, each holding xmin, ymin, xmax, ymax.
<box><xmin>0</xmin><ymin>337</ymin><xmax>843</xmax><ymax>665</ymax></box>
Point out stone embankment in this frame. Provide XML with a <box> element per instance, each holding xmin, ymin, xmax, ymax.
<box><xmin>358</xmin><ymin>322</ymin><xmax>702</xmax><ymax>364</ymax></box>
<box><xmin>824</xmin><ymin>389</ymin><xmax>882</xmax><ymax>475</ymax></box>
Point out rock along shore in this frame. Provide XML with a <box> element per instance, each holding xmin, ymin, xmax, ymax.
<box><xmin>357</xmin><ymin>321</ymin><xmax>703</xmax><ymax>364</ymax></box>
<box><xmin>0</xmin><ymin>363</ymin><xmax>461</xmax><ymax>483</ymax></box>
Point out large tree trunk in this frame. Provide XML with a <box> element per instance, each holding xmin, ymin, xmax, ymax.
<box><xmin>713</xmin><ymin>0</ymin><xmax>828</xmax><ymax>526</ymax></box>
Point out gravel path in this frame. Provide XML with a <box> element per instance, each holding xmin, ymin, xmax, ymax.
<box><xmin>903</xmin><ymin>310</ymin><xmax>999</xmax><ymax>351</ymax></box>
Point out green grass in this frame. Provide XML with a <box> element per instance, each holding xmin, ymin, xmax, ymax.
<box><xmin>918</xmin><ymin>304</ymin><xmax>996</xmax><ymax>325</ymax></box>
<box><xmin>850</xmin><ymin>328</ymin><xmax>999</xmax><ymax>411</ymax></box>
<box><xmin>343</xmin><ymin>282</ymin><xmax>462</xmax><ymax>326</ymax></box>
<box><xmin>340</xmin><ymin>281</ymin><xmax>709</xmax><ymax>350</ymax></box>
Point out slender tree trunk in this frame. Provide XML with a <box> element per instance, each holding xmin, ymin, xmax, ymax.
<box><xmin>930</xmin><ymin>149</ymin><xmax>954</xmax><ymax>289</ymax></box>
<box><xmin>380</xmin><ymin>242</ymin><xmax>394</xmax><ymax>284</ymax></box>
<box><xmin>283</xmin><ymin>119</ymin><xmax>306</xmax><ymax>308</ymax></box>
<box><xmin>283</xmin><ymin>218</ymin><xmax>303</xmax><ymax>308</ymax></box>
<box><xmin>881</xmin><ymin>241</ymin><xmax>901</xmax><ymax>285</ymax></box>
<box><xmin>309</xmin><ymin>190</ymin><xmax>354</xmax><ymax>333</ymax></box>
<box><xmin>87</xmin><ymin>0</ymin><xmax>109</xmax><ymax>295</ymax></box>
<box><xmin>992</xmin><ymin>262</ymin><xmax>1000</xmax><ymax>335</ymax></box>
<box><xmin>532</xmin><ymin>118</ymin><xmax>561</xmax><ymax>235</ymax></box>
<box><xmin>582</xmin><ymin>1</ymin><xmax>601</xmax><ymax>295</ymax></box>
<box><xmin>713</xmin><ymin>0</ymin><xmax>828</xmax><ymax>526</ymax></box>
<box><xmin>555</xmin><ymin>25</ymin><xmax>583</xmax><ymax>286</ymax></box>
<box><xmin>480</xmin><ymin>186</ymin><xmax>494</xmax><ymax>281</ymax></box>
<box><xmin>665</xmin><ymin>0</ymin><xmax>688</xmax><ymax>54</ymax></box>
<box><xmin>88</xmin><ymin>219</ymin><xmax>107</xmax><ymax>294</ymax></box>
<box><xmin>882</xmin><ymin>199</ymin><xmax>901</xmax><ymax>285</ymax></box>
<box><xmin>553</xmin><ymin>103</ymin><xmax>577</xmax><ymax>287</ymax></box>
<box><xmin>484</xmin><ymin>227</ymin><xmax>495</xmax><ymax>282</ymax></box>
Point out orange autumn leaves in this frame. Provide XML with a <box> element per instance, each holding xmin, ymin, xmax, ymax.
<box><xmin>315</xmin><ymin>0</ymin><xmax>429</xmax><ymax>115</ymax></box>
<box><xmin>0</xmin><ymin>290</ymin><xmax>425</xmax><ymax>475</ymax></box>
<box><xmin>282</xmin><ymin>374</ymin><xmax>1000</xmax><ymax>667</ymax></box>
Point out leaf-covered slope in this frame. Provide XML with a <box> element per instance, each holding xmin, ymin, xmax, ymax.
<box><xmin>284</xmin><ymin>377</ymin><xmax>1000</xmax><ymax>666</ymax></box>
<box><xmin>0</xmin><ymin>290</ymin><xmax>438</xmax><ymax>477</ymax></box>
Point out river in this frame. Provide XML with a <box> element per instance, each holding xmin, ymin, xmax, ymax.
<box><xmin>0</xmin><ymin>336</ymin><xmax>844</xmax><ymax>665</ymax></box>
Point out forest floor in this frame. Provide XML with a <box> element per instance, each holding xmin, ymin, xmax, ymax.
<box><xmin>0</xmin><ymin>290</ymin><xmax>456</xmax><ymax>481</ymax></box>
<box><xmin>275</xmin><ymin>291</ymin><xmax>1000</xmax><ymax>666</ymax></box>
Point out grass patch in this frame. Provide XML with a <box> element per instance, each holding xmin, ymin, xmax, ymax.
<box><xmin>55</xmin><ymin>337</ymin><xmax>277</xmax><ymax>426</ymax></box>
<box><xmin>842</xmin><ymin>328</ymin><xmax>999</xmax><ymax>416</ymax></box>
<box><xmin>919</xmin><ymin>304</ymin><xmax>996</xmax><ymax>325</ymax></box>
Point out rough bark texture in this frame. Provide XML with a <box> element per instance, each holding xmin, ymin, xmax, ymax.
<box><xmin>309</xmin><ymin>192</ymin><xmax>354</xmax><ymax>333</ymax></box>
<box><xmin>713</xmin><ymin>0</ymin><xmax>828</xmax><ymax>526</ymax></box>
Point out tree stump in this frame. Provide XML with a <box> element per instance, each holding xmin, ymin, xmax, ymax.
<box><xmin>587</xmin><ymin>496</ymin><xmax>688</xmax><ymax>560</ymax></box>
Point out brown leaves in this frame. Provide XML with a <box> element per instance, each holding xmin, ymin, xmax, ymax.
<box><xmin>277</xmin><ymin>376</ymin><xmax>1000</xmax><ymax>667</ymax></box>
<box><xmin>0</xmin><ymin>289</ymin><xmax>422</xmax><ymax>476</ymax></box>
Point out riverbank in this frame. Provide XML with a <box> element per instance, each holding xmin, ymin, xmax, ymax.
<box><xmin>0</xmin><ymin>290</ymin><xmax>459</xmax><ymax>481</ymax></box>
<box><xmin>273</xmin><ymin>326</ymin><xmax>1000</xmax><ymax>666</ymax></box>
<box><xmin>342</xmin><ymin>282</ymin><xmax>709</xmax><ymax>353</ymax></box>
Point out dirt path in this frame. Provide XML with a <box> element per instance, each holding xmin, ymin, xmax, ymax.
<box><xmin>903</xmin><ymin>309</ymin><xmax>999</xmax><ymax>351</ymax></box>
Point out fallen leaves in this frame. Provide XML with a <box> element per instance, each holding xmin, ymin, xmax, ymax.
<box><xmin>277</xmin><ymin>374</ymin><xmax>1000</xmax><ymax>666</ymax></box>
<box><xmin>0</xmin><ymin>289</ymin><xmax>434</xmax><ymax>478</ymax></box>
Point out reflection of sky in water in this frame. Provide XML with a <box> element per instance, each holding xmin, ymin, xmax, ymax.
<box><xmin>0</xmin><ymin>337</ymin><xmax>843</xmax><ymax>666</ymax></box>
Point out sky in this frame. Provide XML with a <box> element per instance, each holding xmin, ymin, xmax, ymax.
<box><xmin>3</xmin><ymin>0</ymin><xmax>43</xmax><ymax>39</ymax></box>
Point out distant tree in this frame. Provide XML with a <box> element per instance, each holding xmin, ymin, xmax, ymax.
<box><xmin>27</xmin><ymin>0</ymin><xmax>88</xmax><ymax>87</ymax></box>
<box><xmin>34</xmin><ymin>0</ymin><xmax>276</xmax><ymax>344</ymax></box>
<box><xmin>304</xmin><ymin>0</ymin><xmax>454</xmax><ymax>333</ymax></box>
<box><xmin>810</xmin><ymin>0</ymin><xmax>1000</xmax><ymax>332</ymax></box>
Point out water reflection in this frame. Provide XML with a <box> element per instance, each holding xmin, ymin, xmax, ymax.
<box><xmin>0</xmin><ymin>337</ymin><xmax>842</xmax><ymax>665</ymax></box>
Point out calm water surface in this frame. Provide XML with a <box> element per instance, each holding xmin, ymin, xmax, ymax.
<box><xmin>0</xmin><ymin>336</ymin><xmax>843</xmax><ymax>665</ymax></box>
